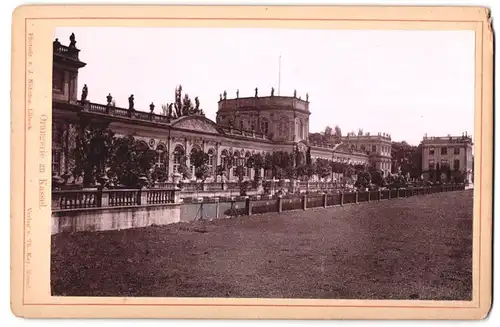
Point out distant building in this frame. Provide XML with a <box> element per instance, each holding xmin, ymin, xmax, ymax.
<box><xmin>421</xmin><ymin>134</ymin><xmax>473</xmax><ymax>183</ymax></box>
<box><xmin>340</xmin><ymin>132</ymin><xmax>393</xmax><ymax>176</ymax></box>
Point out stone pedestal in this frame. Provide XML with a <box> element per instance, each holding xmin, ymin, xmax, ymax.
<box><xmin>172</xmin><ymin>173</ymin><xmax>181</xmax><ymax>184</ymax></box>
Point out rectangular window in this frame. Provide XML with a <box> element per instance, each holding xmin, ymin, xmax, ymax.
<box><xmin>441</xmin><ymin>147</ymin><xmax>448</xmax><ymax>155</ymax></box>
<box><xmin>454</xmin><ymin>147</ymin><xmax>460</xmax><ymax>155</ymax></box>
<box><xmin>441</xmin><ymin>159</ymin><xmax>449</xmax><ymax>168</ymax></box>
<box><xmin>428</xmin><ymin>160</ymin><xmax>435</xmax><ymax>169</ymax></box>
<box><xmin>454</xmin><ymin>159</ymin><xmax>460</xmax><ymax>170</ymax></box>
<box><xmin>52</xmin><ymin>69</ymin><xmax>64</xmax><ymax>91</ymax></box>
<box><xmin>52</xmin><ymin>149</ymin><xmax>61</xmax><ymax>176</ymax></box>
<box><xmin>371</xmin><ymin>145</ymin><xmax>376</xmax><ymax>152</ymax></box>
<box><xmin>429</xmin><ymin>148</ymin><xmax>435</xmax><ymax>156</ymax></box>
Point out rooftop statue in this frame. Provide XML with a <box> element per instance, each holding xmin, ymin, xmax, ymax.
<box><xmin>255</xmin><ymin>87</ymin><xmax>258</xmax><ymax>97</ymax></box>
<box><xmin>128</xmin><ymin>94</ymin><xmax>134</xmax><ymax>110</ymax></box>
<box><xmin>236</xmin><ymin>89</ymin><xmax>239</xmax><ymax>98</ymax></box>
<box><xmin>106</xmin><ymin>93</ymin><xmax>113</xmax><ymax>105</ymax></box>
<box><xmin>195</xmin><ymin>97</ymin><xmax>200</xmax><ymax>110</ymax></box>
<box><xmin>149</xmin><ymin>102</ymin><xmax>155</xmax><ymax>113</ymax></box>
<box><xmin>69</xmin><ymin>33</ymin><xmax>77</xmax><ymax>48</ymax></box>
<box><xmin>80</xmin><ymin>84</ymin><xmax>88</xmax><ymax>102</ymax></box>
<box><xmin>294</xmin><ymin>89</ymin><xmax>297</xmax><ymax>98</ymax></box>
<box><xmin>271</xmin><ymin>87</ymin><xmax>275</xmax><ymax>97</ymax></box>
<box><xmin>53</xmin><ymin>38</ymin><xmax>61</xmax><ymax>50</ymax></box>
<box><xmin>306</xmin><ymin>93</ymin><xmax>309</xmax><ymax>102</ymax></box>
<box><xmin>223</xmin><ymin>90</ymin><xmax>227</xmax><ymax>100</ymax></box>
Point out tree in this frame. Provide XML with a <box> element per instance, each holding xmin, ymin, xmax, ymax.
<box><xmin>285</xmin><ymin>165</ymin><xmax>297</xmax><ymax>179</ymax></box>
<box><xmin>173</xmin><ymin>85</ymin><xmax>204</xmax><ymax>118</ymax></box>
<box><xmin>306</xmin><ymin>161</ymin><xmax>317</xmax><ymax>180</ymax></box>
<box><xmin>161</xmin><ymin>104</ymin><xmax>168</xmax><ymax>116</ymax></box>
<box><xmin>151</xmin><ymin>165</ymin><xmax>169</xmax><ymax>184</ymax></box>
<box><xmin>271</xmin><ymin>151</ymin><xmax>294</xmax><ymax>179</ymax></box>
<box><xmin>334</xmin><ymin>125</ymin><xmax>342</xmax><ymax>137</ymax></box>
<box><xmin>234</xmin><ymin>165</ymin><xmax>245</xmax><ymax>183</ymax></box>
<box><xmin>391</xmin><ymin>140</ymin><xmax>421</xmax><ymax>177</ymax></box>
<box><xmin>71</xmin><ymin>124</ymin><xmax>115</xmax><ymax>187</ymax></box>
<box><xmin>355</xmin><ymin>175</ymin><xmax>369</xmax><ymax>189</ymax></box>
<box><xmin>177</xmin><ymin>159</ymin><xmax>191</xmax><ymax>180</ymax></box>
<box><xmin>263</xmin><ymin>152</ymin><xmax>273</xmax><ymax>179</ymax></box>
<box><xmin>296</xmin><ymin>164</ymin><xmax>308</xmax><ymax>180</ymax></box>
<box><xmin>435</xmin><ymin>163</ymin><xmax>442</xmax><ymax>183</ymax></box>
<box><xmin>215</xmin><ymin>164</ymin><xmax>226</xmax><ymax>181</ymax></box>
<box><xmin>370</xmin><ymin>170</ymin><xmax>385</xmax><ymax>186</ymax></box>
<box><xmin>344</xmin><ymin>165</ymin><xmax>355</xmax><ymax>178</ymax></box>
<box><xmin>107</xmin><ymin>135</ymin><xmax>156</xmax><ymax>187</ymax></box>
<box><xmin>194</xmin><ymin>165</ymin><xmax>211</xmax><ymax>182</ymax></box>
<box><xmin>309</xmin><ymin>125</ymin><xmax>342</xmax><ymax>147</ymax></box>
<box><xmin>443</xmin><ymin>164</ymin><xmax>452</xmax><ymax>182</ymax></box>
<box><xmin>324</xmin><ymin>126</ymin><xmax>333</xmax><ymax>137</ymax></box>
<box><xmin>315</xmin><ymin>159</ymin><xmax>331</xmax><ymax>179</ymax></box>
<box><xmin>452</xmin><ymin>169</ymin><xmax>466</xmax><ymax>184</ymax></box>
<box><xmin>427</xmin><ymin>167</ymin><xmax>436</xmax><ymax>183</ymax></box>
<box><xmin>247</xmin><ymin>153</ymin><xmax>265</xmax><ymax>178</ymax></box>
<box><xmin>190</xmin><ymin>150</ymin><xmax>208</xmax><ymax>169</ymax></box>
<box><xmin>189</xmin><ymin>151</ymin><xmax>210</xmax><ymax>181</ymax></box>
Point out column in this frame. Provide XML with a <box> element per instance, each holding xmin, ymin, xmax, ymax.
<box><xmin>167</xmin><ymin>137</ymin><xmax>174</xmax><ymax>181</ymax></box>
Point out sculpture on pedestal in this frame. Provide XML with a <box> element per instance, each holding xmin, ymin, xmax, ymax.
<box><xmin>53</xmin><ymin>38</ymin><xmax>61</xmax><ymax>51</ymax></box>
<box><xmin>128</xmin><ymin>94</ymin><xmax>135</xmax><ymax>110</ymax></box>
<box><xmin>80</xmin><ymin>84</ymin><xmax>88</xmax><ymax>102</ymax></box>
<box><xmin>69</xmin><ymin>33</ymin><xmax>77</xmax><ymax>48</ymax></box>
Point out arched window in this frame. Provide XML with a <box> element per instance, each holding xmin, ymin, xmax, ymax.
<box><xmin>260</xmin><ymin>118</ymin><xmax>269</xmax><ymax>135</ymax></box>
<box><xmin>136</xmin><ymin>140</ymin><xmax>149</xmax><ymax>152</ymax></box>
<box><xmin>221</xmin><ymin>149</ymin><xmax>228</xmax><ymax>168</ymax></box>
<box><xmin>156</xmin><ymin>144</ymin><xmax>166</xmax><ymax>168</ymax></box>
<box><xmin>173</xmin><ymin>145</ymin><xmax>184</xmax><ymax>173</ymax></box>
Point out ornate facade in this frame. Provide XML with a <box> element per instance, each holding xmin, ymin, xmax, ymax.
<box><xmin>52</xmin><ymin>35</ymin><xmax>382</xmax><ymax>183</ymax></box>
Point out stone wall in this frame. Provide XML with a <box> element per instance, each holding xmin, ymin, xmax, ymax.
<box><xmin>52</xmin><ymin>204</ymin><xmax>181</xmax><ymax>234</ymax></box>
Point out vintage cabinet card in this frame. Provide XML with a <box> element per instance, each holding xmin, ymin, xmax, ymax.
<box><xmin>10</xmin><ymin>5</ymin><xmax>493</xmax><ymax>319</ymax></box>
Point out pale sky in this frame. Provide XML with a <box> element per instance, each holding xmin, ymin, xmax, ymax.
<box><xmin>55</xmin><ymin>27</ymin><xmax>475</xmax><ymax>146</ymax></box>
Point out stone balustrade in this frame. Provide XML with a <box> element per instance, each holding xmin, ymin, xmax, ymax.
<box><xmin>53</xmin><ymin>43</ymin><xmax>80</xmax><ymax>59</ymax></box>
<box><xmin>52</xmin><ymin>188</ymin><xmax>179</xmax><ymax>211</ymax></box>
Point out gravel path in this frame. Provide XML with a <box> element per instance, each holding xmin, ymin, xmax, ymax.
<box><xmin>51</xmin><ymin>190</ymin><xmax>473</xmax><ymax>300</ymax></box>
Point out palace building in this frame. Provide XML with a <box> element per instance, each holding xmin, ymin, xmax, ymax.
<box><xmin>52</xmin><ymin>34</ymin><xmax>391</xmax><ymax>183</ymax></box>
<box><xmin>421</xmin><ymin>133</ymin><xmax>474</xmax><ymax>183</ymax></box>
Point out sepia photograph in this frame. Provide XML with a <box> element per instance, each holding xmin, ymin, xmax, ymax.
<box><xmin>49</xmin><ymin>25</ymin><xmax>476</xmax><ymax>301</ymax></box>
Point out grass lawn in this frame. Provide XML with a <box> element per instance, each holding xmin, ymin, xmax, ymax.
<box><xmin>51</xmin><ymin>190</ymin><xmax>473</xmax><ymax>300</ymax></box>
